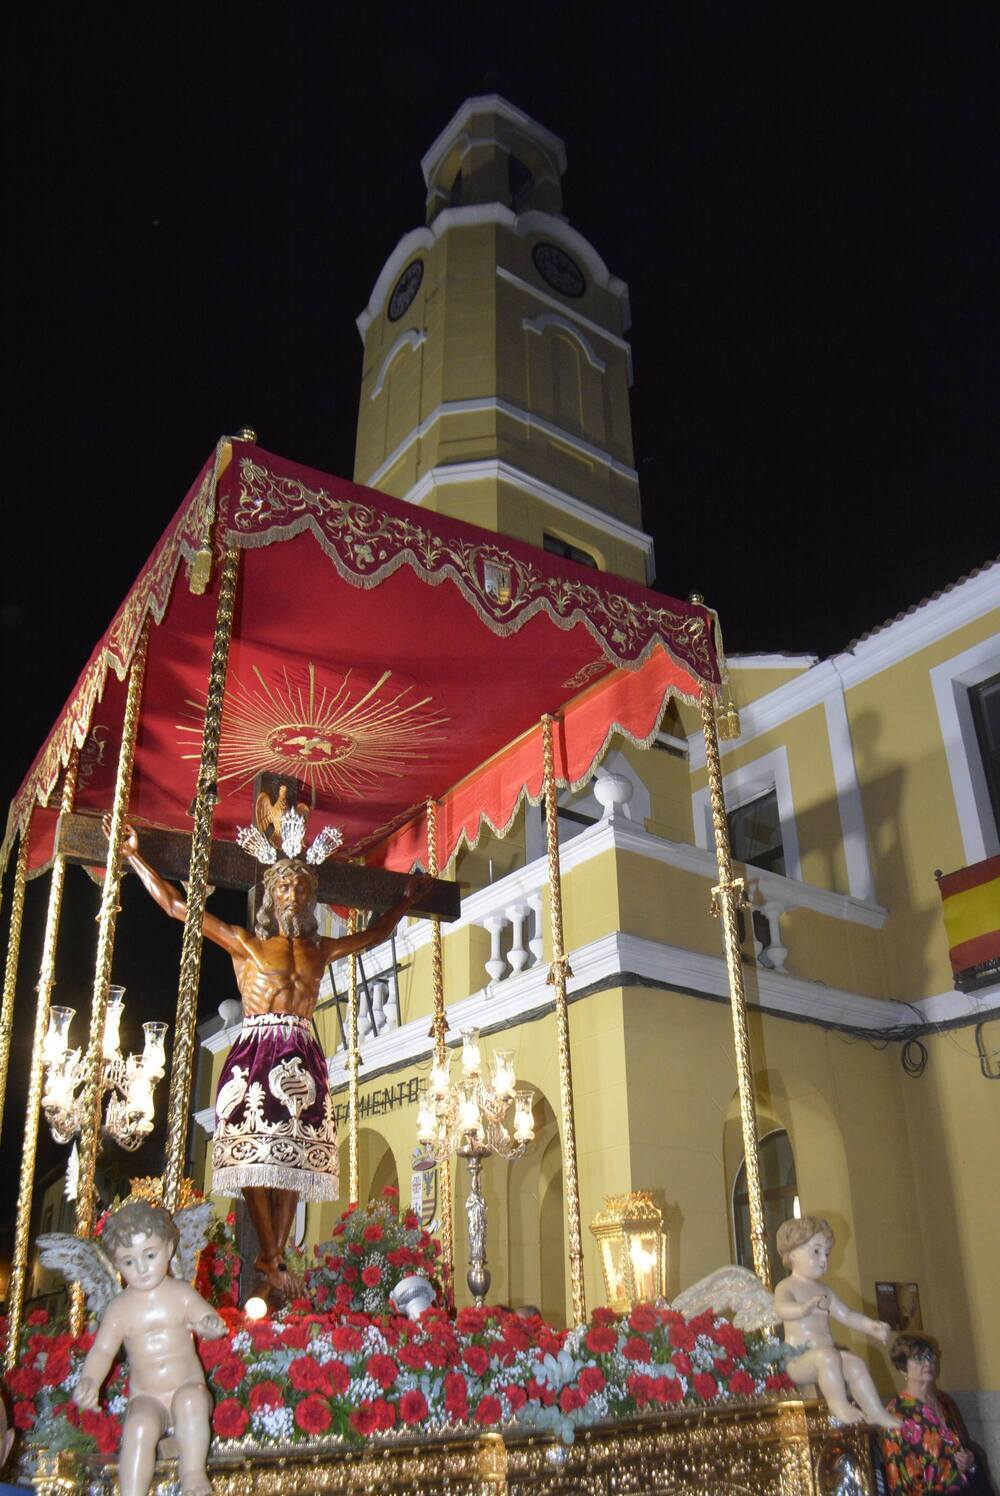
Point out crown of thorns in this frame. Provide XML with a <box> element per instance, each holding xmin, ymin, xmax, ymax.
<box><xmin>236</xmin><ymin>809</ymin><xmax>343</xmax><ymax>867</ymax></box>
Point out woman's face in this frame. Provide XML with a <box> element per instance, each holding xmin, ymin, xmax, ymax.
<box><xmin>905</xmin><ymin>1353</ymin><xmax>938</xmax><ymax>1392</ymax></box>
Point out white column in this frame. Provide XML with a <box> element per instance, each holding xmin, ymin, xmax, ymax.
<box><xmin>482</xmin><ymin>914</ymin><xmax>509</xmax><ymax>984</ymax></box>
<box><xmin>506</xmin><ymin>903</ymin><xmax>529</xmax><ymax>973</ymax></box>
<box><xmin>760</xmin><ymin>901</ymin><xmax>788</xmax><ymax>973</ymax></box>
<box><xmin>527</xmin><ymin>892</ymin><xmax>545</xmax><ymax>965</ymax></box>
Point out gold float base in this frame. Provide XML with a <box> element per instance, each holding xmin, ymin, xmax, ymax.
<box><xmin>31</xmin><ymin>1400</ymin><xmax>876</xmax><ymax>1494</ymax></box>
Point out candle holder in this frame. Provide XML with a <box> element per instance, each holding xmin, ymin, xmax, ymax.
<box><xmin>41</xmin><ymin>987</ymin><xmax>168</xmax><ymax>1153</ymax></box>
<box><xmin>416</xmin><ymin>1027</ymin><xmax>535</xmax><ymax>1304</ymax></box>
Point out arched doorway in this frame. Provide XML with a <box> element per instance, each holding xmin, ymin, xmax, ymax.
<box><xmin>732</xmin><ymin>1129</ymin><xmax>798</xmax><ymax>1287</ymax></box>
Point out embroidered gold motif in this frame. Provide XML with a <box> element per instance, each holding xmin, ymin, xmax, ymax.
<box><xmin>231</xmin><ymin>457</ymin><xmax>717</xmax><ymax>680</ymax></box>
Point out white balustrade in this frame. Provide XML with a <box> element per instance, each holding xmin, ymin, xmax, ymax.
<box><xmin>527</xmin><ymin>891</ymin><xmax>545</xmax><ymax>965</ymax></box>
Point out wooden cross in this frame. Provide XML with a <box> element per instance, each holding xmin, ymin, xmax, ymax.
<box><xmin>55</xmin><ymin>774</ymin><xmax>459</xmax><ymax>923</ymax></box>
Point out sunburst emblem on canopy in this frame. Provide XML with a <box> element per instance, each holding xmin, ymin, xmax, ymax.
<box><xmin>178</xmin><ymin>662</ymin><xmax>449</xmax><ymax>798</ymax></box>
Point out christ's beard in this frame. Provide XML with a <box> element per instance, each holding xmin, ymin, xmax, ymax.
<box><xmin>277</xmin><ymin>908</ymin><xmax>319</xmax><ymax>939</ymax></box>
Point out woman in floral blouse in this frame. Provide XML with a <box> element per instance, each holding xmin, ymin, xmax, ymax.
<box><xmin>881</xmin><ymin>1333</ymin><xmax>986</xmax><ymax>1493</ymax></box>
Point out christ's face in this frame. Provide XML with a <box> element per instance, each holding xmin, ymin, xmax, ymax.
<box><xmin>788</xmin><ymin>1231</ymin><xmax>831</xmax><ymax>1280</ymax></box>
<box><xmin>270</xmin><ymin>867</ymin><xmax>318</xmax><ymax>938</ymax></box>
<box><xmin>113</xmin><ymin>1231</ymin><xmax>172</xmax><ymax>1290</ymax></box>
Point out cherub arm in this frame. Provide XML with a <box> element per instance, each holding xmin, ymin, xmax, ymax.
<box><xmin>74</xmin><ymin>1300</ymin><xmax>125</xmax><ymax>1410</ymax></box>
<box><xmin>823</xmin><ymin>1286</ymin><xmax>893</xmax><ymax>1345</ymax></box>
<box><xmin>108</xmin><ymin>818</ymin><xmax>247</xmax><ymax>958</ymax></box>
<box><xmin>181</xmin><ymin>1283</ymin><xmax>227</xmax><ymax>1340</ymax></box>
<box><xmin>318</xmin><ymin>873</ymin><xmax>435</xmax><ymax>961</ymax></box>
<box><xmin>773</xmin><ymin>1279</ymin><xmax>828</xmax><ymax>1321</ymax></box>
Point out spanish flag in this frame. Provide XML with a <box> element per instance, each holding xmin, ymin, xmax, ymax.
<box><xmin>936</xmin><ymin>856</ymin><xmax>1000</xmax><ymax>988</ymax></box>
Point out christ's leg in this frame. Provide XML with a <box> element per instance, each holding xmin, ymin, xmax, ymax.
<box><xmin>119</xmin><ymin>1396</ymin><xmax>168</xmax><ymax>1496</ymax></box>
<box><xmin>270</xmin><ymin>1188</ymin><xmax>303</xmax><ymax>1292</ymax></box>
<box><xmin>172</xmin><ymin>1381</ymin><xmax>215</xmax><ymax>1495</ymax></box>
<box><xmin>242</xmin><ymin>1185</ymin><xmax>287</xmax><ymax>1300</ymax></box>
<box><xmin>842</xmin><ymin>1352</ymin><xmax>903</xmax><ymax>1429</ymax></box>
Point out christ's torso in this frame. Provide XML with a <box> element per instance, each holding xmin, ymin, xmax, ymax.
<box><xmin>234</xmin><ymin>935</ymin><xmax>326</xmax><ymax>1016</ymax></box>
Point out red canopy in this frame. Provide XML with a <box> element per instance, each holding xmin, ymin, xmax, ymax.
<box><xmin>5</xmin><ymin>439</ymin><xmax>723</xmax><ymax>881</ymax></box>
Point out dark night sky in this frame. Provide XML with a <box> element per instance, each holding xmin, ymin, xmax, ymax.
<box><xmin>1</xmin><ymin>4</ymin><xmax>998</xmax><ymax>1225</ymax></box>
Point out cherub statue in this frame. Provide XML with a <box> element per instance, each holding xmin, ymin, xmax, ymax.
<box><xmin>38</xmin><ymin>1200</ymin><xmax>227</xmax><ymax>1496</ymax></box>
<box><xmin>666</xmin><ymin>1217</ymin><xmax>902</xmax><ymax>1429</ymax></box>
<box><xmin>773</xmin><ymin>1215</ymin><xmax>902</xmax><ymax>1429</ymax></box>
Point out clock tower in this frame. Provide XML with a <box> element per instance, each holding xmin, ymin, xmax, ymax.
<box><xmin>354</xmin><ymin>96</ymin><xmax>653</xmax><ymax>582</ymax></box>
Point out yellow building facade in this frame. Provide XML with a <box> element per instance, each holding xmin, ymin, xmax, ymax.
<box><xmin>194</xmin><ymin>97</ymin><xmax>1000</xmax><ymax>1464</ymax></box>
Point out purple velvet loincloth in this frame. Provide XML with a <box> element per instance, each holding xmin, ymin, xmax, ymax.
<box><xmin>211</xmin><ymin>1012</ymin><xmax>338</xmax><ymax>1201</ymax></box>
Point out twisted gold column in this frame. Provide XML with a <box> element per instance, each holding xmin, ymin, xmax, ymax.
<box><xmin>347</xmin><ymin>914</ymin><xmax>360</xmax><ymax>1203</ymax></box>
<box><xmin>0</xmin><ymin>823</ymin><xmax>30</xmax><ymax>1146</ymax></box>
<box><xmin>72</xmin><ymin>626</ymin><xmax>149</xmax><ymax>1331</ymax></box>
<box><xmin>425</xmin><ymin>798</ymin><xmax>454</xmax><ymax>1293</ymax></box>
<box><xmin>700</xmin><ymin>684</ymin><xmax>770</xmax><ymax>1288</ymax></box>
<box><xmin>5</xmin><ymin>753</ymin><xmax>78</xmax><ymax>1371</ymax></box>
<box><xmin>163</xmin><ymin>547</ymin><xmax>240</xmax><ymax>1213</ymax></box>
<box><xmin>541</xmin><ymin>715</ymin><xmax>586</xmax><ymax>1325</ymax></box>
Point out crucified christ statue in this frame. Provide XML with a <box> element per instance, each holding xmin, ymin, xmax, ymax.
<box><xmin>111</xmin><ymin>818</ymin><xmax>431</xmax><ymax>1304</ymax></box>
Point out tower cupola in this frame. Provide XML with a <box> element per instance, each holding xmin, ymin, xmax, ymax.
<box><xmin>421</xmin><ymin>95</ymin><xmax>566</xmax><ymax>224</ymax></box>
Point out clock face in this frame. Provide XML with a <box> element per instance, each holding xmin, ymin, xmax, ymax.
<box><xmin>387</xmin><ymin>259</ymin><xmax>424</xmax><ymax>321</ymax></box>
<box><xmin>532</xmin><ymin>242</ymin><xmax>586</xmax><ymax>298</ymax></box>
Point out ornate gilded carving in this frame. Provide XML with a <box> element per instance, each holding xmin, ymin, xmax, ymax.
<box><xmin>37</xmin><ymin>1403</ymin><xmax>875</xmax><ymax>1494</ymax></box>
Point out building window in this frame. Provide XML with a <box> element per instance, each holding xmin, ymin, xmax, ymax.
<box><xmin>733</xmin><ymin>1129</ymin><xmax>798</xmax><ymax>1288</ymax></box>
<box><xmin>969</xmin><ymin>672</ymin><xmax>1000</xmax><ymax>843</ymax></box>
<box><xmin>727</xmin><ymin>788</ymin><xmax>785</xmax><ymax>876</ymax></box>
<box><xmin>508</xmin><ymin>154</ymin><xmax>533</xmax><ymax>210</ymax></box>
<box><xmin>544</xmin><ymin>533</ymin><xmax>598</xmax><ymax>570</ymax></box>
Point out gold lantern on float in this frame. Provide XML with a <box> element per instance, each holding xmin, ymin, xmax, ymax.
<box><xmin>590</xmin><ymin>1192</ymin><xmax>668</xmax><ymax>1311</ymax></box>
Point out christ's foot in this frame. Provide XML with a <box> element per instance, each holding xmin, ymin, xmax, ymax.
<box><xmin>180</xmin><ymin>1474</ymin><xmax>213</xmax><ymax>1496</ymax></box>
<box><xmin>827</xmin><ymin>1402</ymin><xmax>866</xmax><ymax>1425</ymax></box>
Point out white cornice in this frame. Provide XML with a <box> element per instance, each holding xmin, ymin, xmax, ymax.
<box><xmin>521</xmin><ymin>313</ymin><xmax>606</xmax><ymax>373</ymax></box>
<box><xmin>420</xmin><ymin>96</ymin><xmax>567</xmax><ymax>188</ymax></box>
<box><xmin>365</xmin><ymin>397</ymin><xmax>638</xmax><ymax>492</ymax></box>
<box><xmin>729</xmin><ymin>653</ymin><xmax>818</xmax><ymax>671</ymax></box>
<box><xmin>398</xmin><ymin>459</ymin><xmax>655</xmax><ymax>582</ymax></box>
<box><xmin>370</xmin><ymin>329</ymin><xmax>427</xmax><ymax>399</ymax></box>
<box><xmin>690</xmin><ymin>570</ymin><xmax>1000</xmax><ymax>766</ymax></box>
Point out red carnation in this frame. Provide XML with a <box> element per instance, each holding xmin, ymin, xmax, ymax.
<box><xmin>212</xmin><ymin>1355</ymin><xmax>246</xmax><ymax>1391</ymax></box>
<box><xmin>335</xmin><ymin>1284</ymin><xmax>354</xmax><ymax>1307</ymax></box>
<box><xmin>661</xmin><ymin>1374</ymin><xmax>684</xmax><ymax>1404</ymax></box>
<box><xmin>456</xmin><ymin>1306</ymin><xmax>487</xmax><ymax>1335</ymax></box>
<box><xmin>585</xmin><ymin>1325</ymin><xmax>617</xmax><ymax>1355</ymax></box>
<box><xmin>13</xmin><ymin>1400</ymin><xmax>36</xmax><ymax>1430</ymax></box>
<box><xmin>27</xmin><ymin>1309</ymin><xmax>49</xmax><ymax>1327</ymax></box>
<box><xmin>289</xmin><ymin>1356</ymin><xmax>330</xmax><ymax>1394</ymax></box>
<box><xmin>197</xmin><ymin>1334</ymin><xmax>230</xmax><ymax>1370</ymax></box>
<box><xmin>628</xmin><ymin>1304</ymin><xmax>657</xmax><ymax>1334</ymax></box>
<box><xmin>559</xmin><ymin>1385</ymin><xmax>587</xmax><ymax>1413</ymax></box>
<box><xmin>331</xmin><ymin>1323</ymin><xmax>363</xmax><ymax>1353</ymax></box>
<box><xmin>765</xmin><ymin>1372</ymin><xmax>794</xmax><ymax>1392</ymax></box>
<box><xmin>350</xmin><ymin>1401</ymin><xmax>379</xmax><ymax>1437</ymax></box>
<box><xmin>729</xmin><ymin>1370</ymin><xmax>755</xmax><ymax>1397</ymax></box>
<box><xmin>326</xmin><ymin>1358</ymin><xmax>350</xmax><ymax>1396</ymax></box>
<box><xmin>248</xmin><ymin>1380</ymin><xmax>284</xmax><ymax>1412</ymax></box>
<box><xmin>399</xmin><ymin>1388</ymin><xmax>429</xmax><ymax>1425</ymax></box>
<box><xmin>213</xmin><ymin>1398</ymin><xmax>249</xmax><ymax>1440</ymax></box>
<box><xmin>363</xmin><ymin>1223</ymin><xmax>384</xmax><ymax>1243</ymax></box>
<box><xmin>714</xmin><ymin>1322</ymin><xmax>748</xmax><ymax>1359</ymax></box>
<box><xmin>382</xmin><ymin>1185</ymin><xmax>399</xmax><ymax>1197</ymax></box>
<box><xmin>294</xmin><ymin>1394</ymin><xmax>333</xmax><ymax>1435</ymax></box>
<box><xmin>463</xmin><ymin>1343</ymin><xmax>490</xmax><ymax>1377</ymax></box>
<box><xmin>403</xmin><ymin>1210</ymin><xmax>419</xmax><ymax>1229</ymax></box>
<box><xmin>693</xmin><ymin>1372</ymin><xmax>719</xmax><ymax>1401</ymax></box>
<box><xmin>672</xmin><ymin>1350</ymin><xmax>692</xmax><ymax>1376</ymax></box>
<box><xmin>591</xmin><ymin>1306</ymin><xmax>617</xmax><ymax>1326</ymax></box>
<box><xmin>249</xmin><ymin>1322</ymin><xmax>281</xmax><ymax>1351</ymax></box>
<box><xmin>668</xmin><ymin>1321</ymin><xmax>697</xmax><ymax>1352</ymax></box>
<box><xmin>281</xmin><ymin>1322</ymin><xmax>311</xmax><ymax>1349</ymax></box>
<box><xmin>343</xmin><ymin>1266</ymin><xmax>358</xmax><ymax>1284</ymax></box>
<box><xmin>475</xmin><ymin>1394</ymin><xmax>502</xmax><ymax>1426</ymax></box>
<box><xmin>628</xmin><ymin>1373</ymin><xmax>653</xmax><ymax>1407</ymax></box>
<box><xmin>579</xmin><ymin>1365</ymin><xmax>605</xmax><ymax>1397</ymax></box>
<box><xmin>5</xmin><ymin>1366</ymin><xmax>41</xmax><ymax>1399</ymax></box>
<box><xmin>361</xmin><ymin>1265</ymin><xmax>382</xmax><ymax>1288</ymax></box>
<box><xmin>366</xmin><ymin>1353</ymin><xmax>398</xmax><ymax>1389</ymax></box>
<box><xmin>622</xmin><ymin>1335</ymin><xmax>651</xmax><ymax>1363</ymax></box>
<box><xmin>505</xmin><ymin>1383</ymin><xmax>528</xmax><ymax>1411</ymax></box>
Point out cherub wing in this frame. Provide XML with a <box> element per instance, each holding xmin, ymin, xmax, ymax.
<box><xmin>171</xmin><ymin>1201</ymin><xmax>215</xmax><ymax>1283</ymax></box>
<box><xmin>672</xmin><ymin>1265</ymin><xmax>778</xmax><ymax>1332</ymax></box>
<box><xmin>35</xmin><ymin>1233</ymin><xmax>119</xmax><ymax>1319</ymax></box>
<box><xmin>255</xmin><ymin>790</ymin><xmax>277</xmax><ymax>838</ymax></box>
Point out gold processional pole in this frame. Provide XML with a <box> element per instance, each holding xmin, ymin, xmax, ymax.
<box><xmin>162</xmin><ymin>547</ymin><xmax>240</xmax><ymax>1213</ymax></box>
<box><xmin>541</xmin><ymin>714</ymin><xmax>587</xmax><ymax>1326</ymax></box>
<box><xmin>71</xmin><ymin>625</ymin><xmax>149</xmax><ymax>1333</ymax></box>
<box><xmin>0</xmin><ymin>823</ymin><xmax>31</xmax><ymax>1146</ymax></box>
<box><xmin>347</xmin><ymin>915</ymin><xmax>360</xmax><ymax>1204</ymax></box>
<box><xmin>424</xmin><ymin>798</ymin><xmax>454</xmax><ymax>1292</ymax></box>
<box><xmin>5</xmin><ymin>753</ymin><xmax>79</xmax><ymax>1371</ymax></box>
<box><xmin>699</xmin><ymin>681</ymin><xmax>771</xmax><ymax>1288</ymax></box>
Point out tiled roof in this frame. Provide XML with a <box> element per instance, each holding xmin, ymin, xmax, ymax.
<box><xmin>845</xmin><ymin>557</ymin><xmax>1000</xmax><ymax>651</ymax></box>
